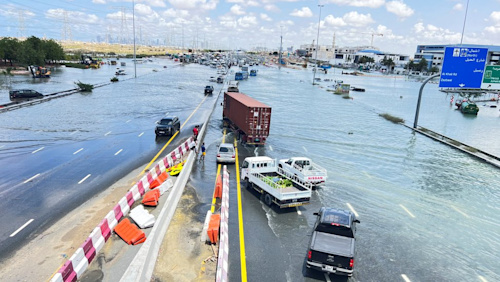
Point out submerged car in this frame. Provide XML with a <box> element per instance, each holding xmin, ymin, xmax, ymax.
<box><xmin>9</xmin><ymin>89</ymin><xmax>44</xmax><ymax>100</ymax></box>
<box><xmin>155</xmin><ymin>116</ymin><xmax>180</xmax><ymax>137</ymax></box>
<box><xmin>204</xmin><ymin>85</ymin><xmax>214</xmax><ymax>95</ymax></box>
<box><xmin>216</xmin><ymin>143</ymin><xmax>235</xmax><ymax>163</ymax></box>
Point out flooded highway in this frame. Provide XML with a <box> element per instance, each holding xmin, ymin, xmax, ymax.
<box><xmin>1</xmin><ymin>59</ymin><xmax>499</xmax><ymax>281</ymax></box>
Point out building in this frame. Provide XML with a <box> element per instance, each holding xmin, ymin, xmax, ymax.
<box><xmin>415</xmin><ymin>44</ymin><xmax>500</xmax><ymax>71</ymax></box>
<box><xmin>299</xmin><ymin>43</ymin><xmax>410</xmax><ymax>69</ymax></box>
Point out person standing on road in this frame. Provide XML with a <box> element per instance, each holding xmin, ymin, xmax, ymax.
<box><xmin>200</xmin><ymin>143</ymin><xmax>206</xmax><ymax>162</ymax></box>
<box><xmin>193</xmin><ymin>125</ymin><xmax>199</xmax><ymax>140</ymax></box>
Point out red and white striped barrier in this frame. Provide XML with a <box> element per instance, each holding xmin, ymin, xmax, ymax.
<box><xmin>50</xmin><ymin>137</ymin><xmax>194</xmax><ymax>282</ymax></box>
<box><xmin>216</xmin><ymin>166</ymin><xmax>230</xmax><ymax>282</ymax></box>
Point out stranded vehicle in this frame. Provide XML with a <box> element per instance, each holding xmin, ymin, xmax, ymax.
<box><xmin>223</xmin><ymin>92</ymin><xmax>271</xmax><ymax>146</ymax></box>
<box><xmin>9</xmin><ymin>89</ymin><xmax>44</xmax><ymax>100</ymax></box>
<box><xmin>155</xmin><ymin>116</ymin><xmax>180</xmax><ymax>137</ymax></box>
<box><xmin>306</xmin><ymin>207</ymin><xmax>360</xmax><ymax>277</ymax></box>
<box><xmin>278</xmin><ymin>157</ymin><xmax>327</xmax><ymax>186</ymax></box>
<box><xmin>204</xmin><ymin>85</ymin><xmax>214</xmax><ymax>95</ymax></box>
<box><xmin>241</xmin><ymin>156</ymin><xmax>312</xmax><ymax>208</ymax></box>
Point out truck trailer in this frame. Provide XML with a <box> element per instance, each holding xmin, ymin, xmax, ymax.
<box><xmin>223</xmin><ymin>92</ymin><xmax>271</xmax><ymax>146</ymax></box>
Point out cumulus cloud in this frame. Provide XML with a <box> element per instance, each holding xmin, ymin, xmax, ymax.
<box><xmin>452</xmin><ymin>3</ymin><xmax>463</xmax><ymax>11</ymax></box>
<box><xmin>46</xmin><ymin>9</ymin><xmax>100</xmax><ymax>24</ymax></box>
<box><xmin>237</xmin><ymin>16</ymin><xmax>257</xmax><ymax>28</ymax></box>
<box><xmin>385</xmin><ymin>1</ymin><xmax>414</xmax><ymax>19</ymax></box>
<box><xmin>230</xmin><ymin>4</ymin><xmax>246</xmax><ymax>15</ymax></box>
<box><xmin>163</xmin><ymin>8</ymin><xmax>189</xmax><ymax>18</ymax></box>
<box><xmin>290</xmin><ymin>7</ymin><xmax>313</xmax><ymax>18</ymax></box>
<box><xmin>92</xmin><ymin>0</ymin><xmax>106</xmax><ymax>4</ymax></box>
<box><xmin>412</xmin><ymin>22</ymin><xmax>462</xmax><ymax>42</ymax></box>
<box><xmin>324</xmin><ymin>0</ymin><xmax>385</xmax><ymax>8</ymax></box>
<box><xmin>92</xmin><ymin>0</ymin><xmax>166</xmax><ymax>6</ymax></box>
<box><xmin>0</xmin><ymin>4</ymin><xmax>35</xmax><ymax>18</ymax></box>
<box><xmin>342</xmin><ymin>11</ymin><xmax>374</xmax><ymax>27</ymax></box>
<box><xmin>260</xmin><ymin>13</ymin><xmax>272</xmax><ymax>21</ymax></box>
<box><xmin>485</xmin><ymin>11</ymin><xmax>500</xmax><ymax>34</ymax></box>
<box><xmin>227</xmin><ymin>0</ymin><xmax>259</xmax><ymax>6</ymax></box>
<box><xmin>324</xmin><ymin>15</ymin><xmax>346</xmax><ymax>27</ymax></box>
<box><xmin>168</xmin><ymin>0</ymin><xmax>218</xmax><ymax>10</ymax></box>
<box><xmin>264</xmin><ymin>4</ymin><xmax>279</xmax><ymax>12</ymax></box>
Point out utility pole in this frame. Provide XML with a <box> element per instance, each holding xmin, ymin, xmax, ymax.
<box><xmin>279</xmin><ymin>25</ymin><xmax>283</xmax><ymax>69</ymax></box>
<box><xmin>132</xmin><ymin>0</ymin><xmax>137</xmax><ymax>78</ymax></box>
<box><xmin>312</xmin><ymin>4</ymin><xmax>324</xmax><ymax>85</ymax></box>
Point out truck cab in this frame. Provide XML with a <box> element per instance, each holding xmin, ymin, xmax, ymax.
<box><xmin>240</xmin><ymin>156</ymin><xmax>276</xmax><ymax>181</ymax></box>
<box><xmin>278</xmin><ymin>157</ymin><xmax>327</xmax><ymax>186</ymax></box>
<box><xmin>306</xmin><ymin>207</ymin><xmax>360</xmax><ymax>276</ymax></box>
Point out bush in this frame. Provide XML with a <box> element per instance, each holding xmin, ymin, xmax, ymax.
<box><xmin>379</xmin><ymin>113</ymin><xmax>404</xmax><ymax>124</ymax></box>
<box><xmin>75</xmin><ymin>81</ymin><xmax>94</xmax><ymax>92</ymax></box>
<box><xmin>110</xmin><ymin>77</ymin><xmax>119</xmax><ymax>82</ymax></box>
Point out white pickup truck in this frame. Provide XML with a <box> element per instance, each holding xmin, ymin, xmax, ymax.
<box><xmin>241</xmin><ymin>156</ymin><xmax>312</xmax><ymax>208</ymax></box>
<box><xmin>278</xmin><ymin>157</ymin><xmax>327</xmax><ymax>186</ymax></box>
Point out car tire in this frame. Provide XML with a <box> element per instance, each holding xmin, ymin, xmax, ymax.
<box><xmin>264</xmin><ymin>193</ymin><xmax>272</xmax><ymax>207</ymax></box>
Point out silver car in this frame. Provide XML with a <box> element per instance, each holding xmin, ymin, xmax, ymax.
<box><xmin>216</xmin><ymin>143</ymin><xmax>236</xmax><ymax>163</ymax></box>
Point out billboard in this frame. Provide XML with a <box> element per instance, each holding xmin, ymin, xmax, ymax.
<box><xmin>481</xmin><ymin>65</ymin><xmax>500</xmax><ymax>90</ymax></box>
<box><xmin>438</xmin><ymin>47</ymin><xmax>488</xmax><ymax>89</ymax></box>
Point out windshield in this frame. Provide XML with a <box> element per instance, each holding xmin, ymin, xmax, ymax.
<box><xmin>219</xmin><ymin>147</ymin><xmax>233</xmax><ymax>153</ymax></box>
<box><xmin>160</xmin><ymin>119</ymin><xmax>173</xmax><ymax>125</ymax></box>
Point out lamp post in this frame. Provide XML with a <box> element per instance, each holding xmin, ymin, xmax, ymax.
<box><xmin>132</xmin><ymin>0</ymin><xmax>137</xmax><ymax>78</ymax></box>
<box><xmin>312</xmin><ymin>4</ymin><xmax>324</xmax><ymax>85</ymax></box>
<box><xmin>460</xmin><ymin>0</ymin><xmax>470</xmax><ymax>45</ymax></box>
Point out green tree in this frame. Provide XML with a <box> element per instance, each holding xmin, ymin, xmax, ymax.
<box><xmin>19</xmin><ymin>36</ymin><xmax>45</xmax><ymax>66</ymax></box>
<box><xmin>359</xmin><ymin>56</ymin><xmax>374</xmax><ymax>64</ymax></box>
<box><xmin>429</xmin><ymin>66</ymin><xmax>440</xmax><ymax>74</ymax></box>
<box><xmin>0</xmin><ymin>37</ymin><xmax>20</xmax><ymax>66</ymax></box>
<box><xmin>416</xmin><ymin>58</ymin><xmax>428</xmax><ymax>72</ymax></box>
<box><xmin>43</xmin><ymin>39</ymin><xmax>65</xmax><ymax>64</ymax></box>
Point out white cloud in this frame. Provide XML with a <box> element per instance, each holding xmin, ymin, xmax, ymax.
<box><xmin>484</xmin><ymin>11</ymin><xmax>500</xmax><ymax>34</ymax></box>
<box><xmin>386</xmin><ymin>1</ymin><xmax>413</xmax><ymax>19</ymax></box>
<box><xmin>92</xmin><ymin>0</ymin><xmax>106</xmax><ymax>4</ymax></box>
<box><xmin>324</xmin><ymin>15</ymin><xmax>346</xmax><ymax>27</ymax></box>
<box><xmin>163</xmin><ymin>8</ymin><xmax>189</xmax><ymax>18</ymax></box>
<box><xmin>260</xmin><ymin>13</ymin><xmax>272</xmax><ymax>21</ymax></box>
<box><xmin>414</xmin><ymin>22</ymin><xmax>424</xmax><ymax>33</ymax></box>
<box><xmin>290</xmin><ymin>7</ymin><xmax>313</xmax><ymax>18</ymax></box>
<box><xmin>412</xmin><ymin>22</ymin><xmax>462</xmax><ymax>43</ymax></box>
<box><xmin>227</xmin><ymin>0</ymin><xmax>259</xmax><ymax>6</ymax></box>
<box><xmin>168</xmin><ymin>0</ymin><xmax>218</xmax><ymax>10</ymax></box>
<box><xmin>0</xmin><ymin>4</ymin><xmax>35</xmax><ymax>18</ymax></box>
<box><xmin>46</xmin><ymin>9</ymin><xmax>99</xmax><ymax>24</ymax></box>
<box><xmin>342</xmin><ymin>11</ymin><xmax>374</xmax><ymax>27</ymax></box>
<box><xmin>324</xmin><ymin>0</ymin><xmax>385</xmax><ymax>8</ymax></box>
<box><xmin>230</xmin><ymin>4</ymin><xmax>246</xmax><ymax>15</ymax></box>
<box><xmin>264</xmin><ymin>4</ymin><xmax>279</xmax><ymax>12</ymax></box>
<box><xmin>452</xmin><ymin>3</ymin><xmax>463</xmax><ymax>11</ymax></box>
<box><xmin>490</xmin><ymin>11</ymin><xmax>500</xmax><ymax>23</ymax></box>
<box><xmin>237</xmin><ymin>16</ymin><xmax>257</xmax><ymax>28</ymax></box>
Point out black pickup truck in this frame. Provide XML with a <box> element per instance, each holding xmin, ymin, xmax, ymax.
<box><xmin>306</xmin><ymin>207</ymin><xmax>360</xmax><ymax>277</ymax></box>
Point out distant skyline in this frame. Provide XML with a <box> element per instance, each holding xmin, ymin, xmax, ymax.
<box><xmin>1</xmin><ymin>0</ymin><xmax>500</xmax><ymax>56</ymax></box>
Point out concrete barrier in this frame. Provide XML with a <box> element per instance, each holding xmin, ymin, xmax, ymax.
<box><xmin>216</xmin><ymin>166</ymin><xmax>230</xmax><ymax>282</ymax></box>
<box><xmin>130</xmin><ymin>206</ymin><xmax>156</xmax><ymax>229</ymax></box>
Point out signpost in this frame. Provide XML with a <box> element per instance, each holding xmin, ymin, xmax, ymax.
<box><xmin>481</xmin><ymin>65</ymin><xmax>500</xmax><ymax>90</ymax></box>
<box><xmin>438</xmin><ymin>47</ymin><xmax>488</xmax><ymax>89</ymax></box>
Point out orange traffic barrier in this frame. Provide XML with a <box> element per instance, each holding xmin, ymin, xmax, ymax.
<box><xmin>214</xmin><ymin>174</ymin><xmax>222</xmax><ymax>199</ymax></box>
<box><xmin>142</xmin><ymin>189</ymin><xmax>160</xmax><ymax>206</ymax></box>
<box><xmin>114</xmin><ymin>218</ymin><xmax>146</xmax><ymax>245</ymax></box>
<box><xmin>150</xmin><ymin>171</ymin><xmax>169</xmax><ymax>189</ymax></box>
<box><xmin>207</xmin><ymin>214</ymin><xmax>221</xmax><ymax>244</ymax></box>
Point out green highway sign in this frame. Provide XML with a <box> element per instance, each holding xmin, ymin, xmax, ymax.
<box><xmin>482</xmin><ymin>65</ymin><xmax>500</xmax><ymax>90</ymax></box>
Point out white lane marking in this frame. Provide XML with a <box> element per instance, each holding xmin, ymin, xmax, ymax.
<box><xmin>10</xmin><ymin>219</ymin><xmax>34</xmax><ymax>237</ymax></box>
<box><xmin>70</xmin><ymin>130</ymin><xmax>79</xmax><ymax>135</ymax></box>
<box><xmin>0</xmin><ymin>145</ymin><xmax>5</xmax><ymax>149</ymax></box>
<box><xmin>138</xmin><ymin>132</ymin><xmax>144</xmax><ymax>137</ymax></box>
<box><xmin>78</xmin><ymin>174</ymin><xmax>91</xmax><ymax>184</ymax></box>
<box><xmin>32</xmin><ymin>147</ymin><xmax>44</xmax><ymax>154</ymax></box>
<box><xmin>324</xmin><ymin>273</ymin><xmax>331</xmax><ymax>282</ymax></box>
<box><xmin>104</xmin><ymin>131</ymin><xmax>112</xmax><ymax>136</ymax></box>
<box><xmin>73</xmin><ymin>148</ymin><xmax>83</xmax><ymax>155</ymax></box>
<box><xmin>296</xmin><ymin>207</ymin><xmax>302</xmax><ymax>215</ymax></box>
<box><xmin>126</xmin><ymin>120</ymin><xmax>131</xmax><ymax>123</ymax></box>
<box><xmin>302</xmin><ymin>146</ymin><xmax>308</xmax><ymax>152</ymax></box>
<box><xmin>346</xmin><ymin>203</ymin><xmax>359</xmax><ymax>217</ymax></box>
<box><xmin>401</xmin><ymin>274</ymin><xmax>411</xmax><ymax>282</ymax></box>
<box><xmin>23</xmin><ymin>173</ymin><xmax>40</xmax><ymax>184</ymax></box>
<box><xmin>451</xmin><ymin>205</ymin><xmax>470</xmax><ymax>218</ymax></box>
<box><xmin>269</xmin><ymin>145</ymin><xmax>273</xmax><ymax>151</ymax></box>
<box><xmin>254</xmin><ymin>147</ymin><xmax>258</xmax><ymax>156</ymax></box>
<box><xmin>114</xmin><ymin>149</ymin><xmax>123</xmax><ymax>156</ymax></box>
<box><xmin>399</xmin><ymin>204</ymin><xmax>416</xmax><ymax>218</ymax></box>
<box><xmin>478</xmin><ymin>275</ymin><xmax>488</xmax><ymax>282</ymax></box>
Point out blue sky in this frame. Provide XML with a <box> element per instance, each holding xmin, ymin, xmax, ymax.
<box><xmin>1</xmin><ymin>0</ymin><xmax>499</xmax><ymax>56</ymax></box>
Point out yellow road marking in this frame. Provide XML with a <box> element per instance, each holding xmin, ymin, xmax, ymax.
<box><xmin>210</xmin><ymin>129</ymin><xmax>226</xmax><ymax>213</ymax></box>
<box><xmin>141</xmin><ymin>96</ymin><xmax>208</xmax><ymax>175</ymax></box>
<box><xmin>234</xmin><ymin>139</ymin><xmax>248</xmax><ymax>282</ymax></box>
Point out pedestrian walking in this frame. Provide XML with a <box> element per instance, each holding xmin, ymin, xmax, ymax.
<box><xmin>200</xmin><ymin>143</ymin><xmax>206</xmax><ymax>162</ymax></box>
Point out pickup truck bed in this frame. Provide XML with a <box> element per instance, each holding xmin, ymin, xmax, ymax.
<box><xmin>311</xmin><ymin>232</ymin><xmax>354</xmax><ymax>258</ymax></box>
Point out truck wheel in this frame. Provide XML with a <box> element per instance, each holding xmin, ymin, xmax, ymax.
<box><xmin>245</xmin><ymin>179</ymin><xmax>251</xmax><ymax>189</ymax></box>
<box><xmin>264</xmin><ymin>193</ymin><xmax>272</xmax><ymax>206</ymax></box>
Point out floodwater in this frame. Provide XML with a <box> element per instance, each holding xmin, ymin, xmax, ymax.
<box><xmin>1</xmin><ymin>59</ymin><xmax>499</xmax><ymax>281</ymax></box>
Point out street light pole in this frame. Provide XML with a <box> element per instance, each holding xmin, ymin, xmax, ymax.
<box><xmin>413</xmin><ymin>73</ymin><xmax>440</xmax><ymax>128</ymax></box>
<box><xmin>132</xmin><ymin>0</ymin><xmax>137</xmax><ymax>78</ymax></box>
<box><xmin>460</xmin><ymin>0</ymin><xmax>470</xmax><ymax>45</ymax></box>
<box><xmin>312</xmin><ymin>4</ymin><xmax>324</xmax><ymax>85</ymax></box>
